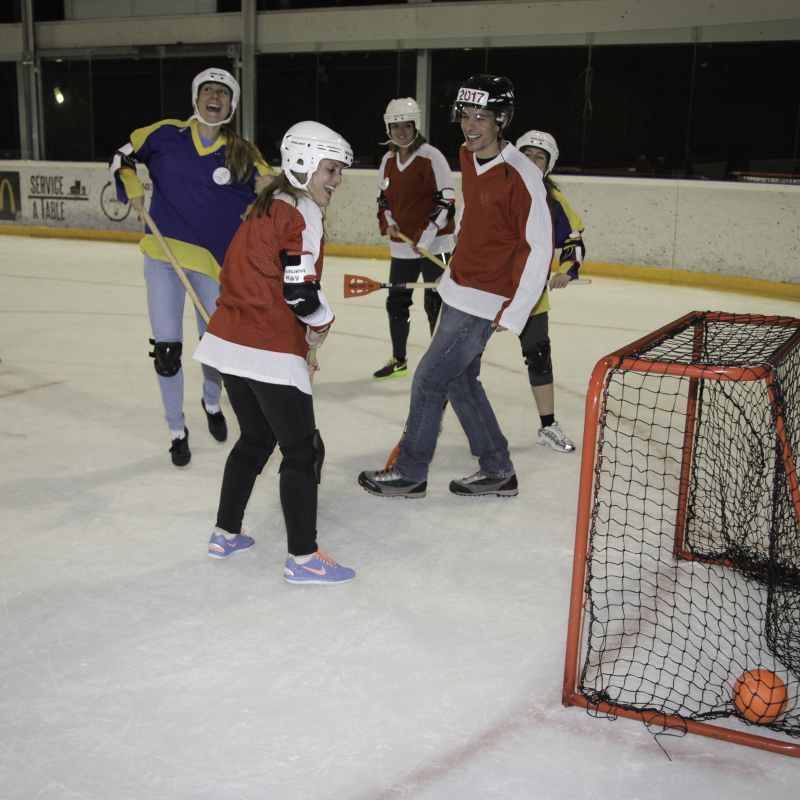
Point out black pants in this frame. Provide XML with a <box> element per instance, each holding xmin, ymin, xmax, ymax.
<box><xmin>386</xmin><ymin>253</ymin><xmax>449</xmax><ymax>360</ymax></box>
<box><xmin>216</xmin><ymin>373</ymin><xmax>319</xmax><ymax>557</ymax></box>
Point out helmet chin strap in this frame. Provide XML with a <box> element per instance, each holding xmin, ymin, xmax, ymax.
<box><xmin>285</xmin><ymin>169</ymin><xmax>313</xmax><ymax>190</ymax></box>
<box><xmin>189</xmin><ymin>106</ymin><xmax>234</xmax><ymax>128</ymax></box>
<box><xmin>392</xmin><ymin>131</ymin><xmax>419</xmax><ymax>148</ymax></box>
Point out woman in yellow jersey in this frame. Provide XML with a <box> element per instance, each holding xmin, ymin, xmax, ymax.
<box><xmin>110</xmin><ymin>68</ymin><xmax>277</xmax><ymax>467</ymax></box>
<box><xmin>516</xmin><ymin>130</ymin><xmax>586</xmax><ymax>453</ymax></box>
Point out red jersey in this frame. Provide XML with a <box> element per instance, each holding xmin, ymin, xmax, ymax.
<box><xmin>438</xmin><ymin>144</ymin><xmax>553</xmax><ymax>335</ymax></box>
<box><xmin>377</xmin><ymin>143</ymin><xmax>456</xmax><ymax>259</ymax></box>
<box><xmin>193</xmin><ymin>193</ymin><xmax>331</xmax><ymax>395</ymax></box>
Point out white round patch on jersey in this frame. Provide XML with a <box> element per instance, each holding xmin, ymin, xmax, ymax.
<box><xmin>380</xmin><ymin>177</ymin><xmax>390</xmax><ymax>190</ymax></box>
<box><xmin>213</xmin><ymin>167</ymin><xmax>231</xmax><ymax>185</ymax></box>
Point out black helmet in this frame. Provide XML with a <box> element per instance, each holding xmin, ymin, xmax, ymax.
<box><xmin>451</xmin><ymin>74</ymin><xmax>515</xmax><ymax>132</ymax></box>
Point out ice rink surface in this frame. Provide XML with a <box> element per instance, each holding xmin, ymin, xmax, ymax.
<box><xmin>2</xmin><ymin>235</ymin><xmax>799</xmax><ymax>799</ymax></box>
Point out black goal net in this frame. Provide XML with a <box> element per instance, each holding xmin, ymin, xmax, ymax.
<box><xmin>578</xmin><ymin>312</ymin><xmax>800</xmax><ymax>740</ymax></box>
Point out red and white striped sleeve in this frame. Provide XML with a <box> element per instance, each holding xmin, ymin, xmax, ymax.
<box><xmin>496</xmin><ymin>149</ymin><xmax>553</xmax><ymax>333</ymax></box>
<box><xmin>376</xmin><ymin>152</ymin><xmax>396</xmax><ymax>235</ymax></box>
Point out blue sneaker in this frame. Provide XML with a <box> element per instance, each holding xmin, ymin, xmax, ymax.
<box><xmin>208</xmin><ymin>528</ymin><xmax>255</xmax><ymax>559</ymax></box>
<box><xmin>284</xmin><ymin>550</ymin><xmax>356</xmax><ymax>585</ymax></box>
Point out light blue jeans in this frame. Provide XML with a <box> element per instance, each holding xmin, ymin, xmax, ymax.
<box><xmin>395</xmin><ymin>302</ymin><xmax>514</xmax><ymax>482</ymax></box>
<box><xmin>144</xmin><ymin>254</ymin><xmax>223</xmax><ymax>432</ymax></box>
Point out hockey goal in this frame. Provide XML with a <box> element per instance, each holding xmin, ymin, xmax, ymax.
<box><xmin>563</xmin><ymin>311</ymin><xmax>800</xmax><ymax>757</ymax></box>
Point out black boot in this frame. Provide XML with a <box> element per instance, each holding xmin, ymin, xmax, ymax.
<box><xmin>202</xmin><ymin>400</ymin><xmax>227</xmax><ymax>442</ymax></box>
<box><xmin>169</xmin><ymin>427</ymin><xmax>191</xmax><ymax>467</ymax></box>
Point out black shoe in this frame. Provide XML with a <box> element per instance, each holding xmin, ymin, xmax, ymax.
<box><xmin>169</xmin><ymin>427</ymin><xmax>191</xmax><ymax>468</ymax></box>
<box><xmin>202</xmin><ymin>400</ymin><xmax>227</xmax><ymax>442</ymax></box>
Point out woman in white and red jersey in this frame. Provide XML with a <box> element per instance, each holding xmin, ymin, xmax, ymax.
<box><xmin>373</xmin><ymin>98</ymin><xmax>456</xmax><ymax>379</ymax></box>
<box><xmin>193</xmin><ymin>122</ymin><xmax>356</xmax><ymax>585</ymax></box>
<box><xmin>359</xmin><ymin>76</ymin><xmax>553</xmax><ymax>499</ymax></box>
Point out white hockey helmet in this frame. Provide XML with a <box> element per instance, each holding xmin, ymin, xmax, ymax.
<box><xmin>383</xmin><ymin>97</ymin><xmax>422</xmax><ymax>145</ymax></box>
<box><xmin>280</xmin><ymin>122</ymin><xmax>354</xmax><ymax>189</ymax></box>
<box><xmin>191</xmin><ymin>68</ymin><xmax>240</xmax><ymax>127</ymax></box>
<box><xmin>515</xmin><ymin>130</ymin><xmax>559</xmax><ymax>175</ymax></box>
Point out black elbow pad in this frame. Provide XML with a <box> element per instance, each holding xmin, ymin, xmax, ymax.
<box><xmin>284</xmin><ymin>281</ymin><xmax>322</xmax><ymax>318</ymax></box>
<box><xmin>280</xmin><ymin>247</ymin><xmax>321</xmax><ymax>317</ymax></box>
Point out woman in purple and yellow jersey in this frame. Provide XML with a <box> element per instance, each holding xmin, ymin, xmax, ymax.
<box><xmin>111</xmin><ymin>68</ymin><xmax>277</xmax><ymax>467</ymax></box>
<box><xmin>515</xmin><ymin>130</ymin><xmax>586</xmax><ymax>454</ymax></box>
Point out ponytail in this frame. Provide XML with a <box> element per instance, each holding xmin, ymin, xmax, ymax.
<box><xmin>544</xmin><ymin>174</ymin><xmax>559</xmax><ymax>204</ymax></box>
<box><xmin>244</xmin><ymin>172</ymin><xmax>309</xmax><ymax>220</ymax></box>
<box><xmin>220</xmin><ymin>125</ymin><xmax>266</xmax><ymax>184</ymax></box>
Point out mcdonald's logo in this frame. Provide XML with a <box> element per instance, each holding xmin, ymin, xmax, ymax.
<box><xmin>0</xmin><ymin>172</ymin><xmax>20</xmax><ymax>221</ymax></box>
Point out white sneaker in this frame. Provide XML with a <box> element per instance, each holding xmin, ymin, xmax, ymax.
<box><xmin>537</xmin><ymin>421</ymin><xmax>575</xmax><ymax>453</ymax></box>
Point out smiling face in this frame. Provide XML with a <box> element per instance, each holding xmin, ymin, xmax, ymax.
<box><xmin>197</xmin><ymin>82</ymin><xmax>232</xmax><ymax>125</ymax></box>
<box><xmin>460</xmin><ymin>106</ymin><xmax>500</xmax><ymax>159</ymax></box>
<box><xmin>307</xmin><ymin>159</ymin><xmax>345</xmax><ymax>208</ymax></box>
<box><xmin>521</xmin><ymin>146</ymin><xmax>550</xmax><ymax>176</ymax></box>
<box><xmin>389</xmin><ymin>121</ymin><xmax>416</xmax><ymax>148</ymax></box>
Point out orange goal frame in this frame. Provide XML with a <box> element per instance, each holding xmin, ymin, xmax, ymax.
<box><xmin>562</xmin><ymin>311</ymin><xmax>800</xmax><ymax>758</ymax></box>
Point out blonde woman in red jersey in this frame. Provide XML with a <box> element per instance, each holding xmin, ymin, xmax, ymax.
<box><xmin>193</xmin><ymin>122</ymin><xmax>356</xmax><ymax>585</ymax></box>
<box><xmin>373</xmin><ymin>98</ymin><xmax>457</xmax><ymax>379</ymax></box>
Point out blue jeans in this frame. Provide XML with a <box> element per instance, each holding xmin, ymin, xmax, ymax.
<box><xmin>144</xmin><ymin>254</ymin><xmax>223</xmax><ymax>431</ymax></box>
<box><xmin>395</xmin><ymin>303</ymin><xmax>514</xmax><ymax>481</ymax></box>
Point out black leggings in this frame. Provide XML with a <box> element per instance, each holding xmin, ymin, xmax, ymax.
<box><xmin>386</xmin><ymin>253</ymin><xmax>449</xmax><ymax>360</ymax></box>
<box><xmin>216</xmin><ymin>373</ymin><xmax>319</xmax><ymax>557</ymax></box>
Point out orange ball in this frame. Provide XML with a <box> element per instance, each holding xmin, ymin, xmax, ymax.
<box><xmin>732</xmin><ymin>669</ymin><xmax>788</xmax><ymax>724</ymax></box>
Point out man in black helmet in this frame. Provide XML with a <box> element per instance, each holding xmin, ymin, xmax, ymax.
<box><xmin>358</xmin><ymin>74</ymin><xmax>552</xmax><ymax>499</ymax></box>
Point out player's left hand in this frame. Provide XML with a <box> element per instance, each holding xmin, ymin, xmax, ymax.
<box><xmin>549</xmin><ymin>273</ymin><xmax>571</xmax><ymax>290</ymax></box>
<box><xmin>490</xmin><ymin>323</ymin><xmax>508</xmax><ymax>332</ymax></box>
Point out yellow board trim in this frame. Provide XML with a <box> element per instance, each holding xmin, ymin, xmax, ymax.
<box><xmin>2</xmin><ymin>228</ymin><xmax>799</xmax><ymax>302</ymax></box>
<box><xmin>0</xmin><ymin>225</ymin><xmax>144</xmax><ymax>244</ymax></box>
<box><xmin>580</xmin><ymin>261</ymin><xmax>800</xmax><ymax>302</ymax></box>
<box><xmin>326</xmin><ymin>243</ymin><xmax>392</xmax><ymax>260</ymax></box>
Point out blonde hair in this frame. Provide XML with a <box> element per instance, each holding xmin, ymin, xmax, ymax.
<box><xmin>388</xmin><ymin>131</ymin><xmax>427</xmax><ymax>156</ymax></box>
<box><xmin>244</xmin><ymin>172</ymin><xmax>309</xmax><ymax>220</ymax></box>
<box><xmin>220</xmin><ymin>125</ymin><xmax>265</xmax><ymax>185</ymax></box>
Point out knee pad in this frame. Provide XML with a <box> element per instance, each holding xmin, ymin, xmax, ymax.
<box><xmin>230</xmin><ymin>434</ymin><xmax>275</xmax><ymax>474</ymax></box>
<box><xmin>523</xmin><ymin>339</ymin><xmax>552</xmax><ymax>377</ymax></box>
<box><xmin>312</xmin><ymin>429</ymin><xmax>325</xmax><ymax>484</ymax></box>
<box><xmin>423</xmin><ymin>292</ymin><xmax>442</xmax><ymax>333</ymax></box>
<box><xmin>149</xmin><ymin>339</ymin><xmax>182</xmax><ymax>378</ymax></box>
<box><xmin>279</xmin><ymin>429</ymin><xmax>325</xmax><ymax>484</ymax></box>
<box><xmin>386</xmin><ymin>294</ymin><xmax>412</xmax><ymax>323</ymax></box>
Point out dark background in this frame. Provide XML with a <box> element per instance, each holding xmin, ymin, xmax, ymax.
<box><xmin>3</xmin><ymin>0</ymin><xmax>799</xmax><ymax>178</ymax></box>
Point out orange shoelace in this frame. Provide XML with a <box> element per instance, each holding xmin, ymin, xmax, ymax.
<box><xmin>315</xmin><ymin>550</ymin><xmax>338</xmax><ymax>567</ymax></box>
